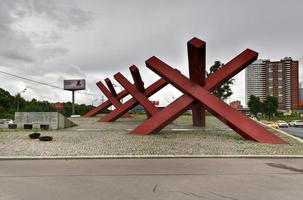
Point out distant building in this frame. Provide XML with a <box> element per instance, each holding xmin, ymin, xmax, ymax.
<box><xmin>299</xmin><ymin>81</ymin><xmax>303</xmax><ymax>109</ymax></box>
<box><xmin>246</xmin><ymin>57</ymin><xmax>299</xmax><ymax>110</ymax></box>
<box><xmin>245</xmin><ymin>59</ymin><xmax>267</xmax><ymax>104</ymax></box>
<box><xmin>131</xmin><ymin>104</ymin><xmax>145</xmax><ymax>113</ymax></box>
<box><xmin>230</xmin><ymin>100</ymin><xmax>243</xmax><ymax>109</ymax></box>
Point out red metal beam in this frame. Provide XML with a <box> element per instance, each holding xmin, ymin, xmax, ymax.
<box><xmin>83</xmin><ymin>100</ymin><xmax>111</xmax><ymax>117</ymax></box>
<box><xmin>130</xmin><ymin>65</ymin><xmax>145</xmax><ymax>93</ymax></box>
<box><xmin>132</xmin><ymin>49</ymin><xmax>258</xmax><ymax>135</ymax></box>
<box><xmin>129</xmin><ymin>65</ymin><xmax>152</xmax><ymax>118</ymax></box>
<box><xmin>139</xmin><ymin>56</ymin><xmax>284</xmax><ymax>144</ymax></box>
<box><xmin>98</xmin><ymin>78</ymin><xmax>167</xmax><ymax>122</ymax></box>
<box><xmin>188</xmin><ymin>37</ymin><xmax>206</xmax><ymax>127</ymax></box>
<box><xmin>105</xmin><ymin>78</ymin><xmax>118</xmax><ymax>97</ymax></box>
<box><xmin>96</xmin><ymin>81</ymin><xmax>121</xmax><ymax>108</ymax></box>
<box><xmin>83</xmin><ymin>84</ymin><xmax>129</xmax><ymax>117</ymax></box>
<box><xmin>97</xmin><ymin>81</ymin><xmax>132</xmax><ymax>118</ymax></box>
<box><xmin>114</xmin><ymin>72</ymin><xmax>159</xmax><ymax>116</ymax></box>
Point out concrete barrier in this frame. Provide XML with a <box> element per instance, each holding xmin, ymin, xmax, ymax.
<box><xmin>15</xmin><ymin>112</ymin><xmax>76</xmax><ymax>130</ymax></box>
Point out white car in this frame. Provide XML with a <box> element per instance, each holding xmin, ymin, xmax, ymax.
<box><xmin>288</xmin><ymin>120</ymin><xmax>303</xmax><ymax>127</ymax></box>
<box><xmin>276</xmin><ymin>120</ymin><xmax>289</xmax><ymax>128</ymax></box>
<box><xmin>0</xmin><ymin>119</ymin><xmax>14</xmax><ymax>124</ymax></box>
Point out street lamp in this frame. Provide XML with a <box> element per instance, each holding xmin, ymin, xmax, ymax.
<box><xmin>16</xmin><ymin>88</ymin><xmax>27</xmax><ymax>112</ymax></box>
<box><xmin>91</xmin><ymin>95</ymin><xmax>105</xmax><ymax>107</ymax></box>
<box><xmin>91</xmin><ymin>98</ymin><xmax>99</xmax><ymax>106</ymax></box>
<box><xmin>112</xmin><ymin>83</ymin><xmax>123</xmax><ymax>103</ymax></box>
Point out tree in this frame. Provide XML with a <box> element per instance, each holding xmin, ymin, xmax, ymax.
<box><xmin>206</xmin><ymin>61</ymin><xmax>234</xmax><ymax>100</ymax></box>
<box><xmin>0</xmin><ymin>87</ymin><xmax>95</xmax><ymax>118</ymax></box>
<box><xmin>247</xmin><ymin>95</ymin><xmax>262</xmax><ymax>118</ymax></box>
<box><xmin>15</xmin><ymin>93</ymin><xmax>26</xmax><ymax>112</ymax></box>
<box><xmin>262</xmin><ymin>96</ymin><xmax>278</xmax><ymax>120</ymax></box>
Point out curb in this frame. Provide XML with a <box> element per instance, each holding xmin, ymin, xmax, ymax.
<box><xmin>1</xmin><ymin>155</ymin><xmax>303</xmax><ymax>160</ymax></box>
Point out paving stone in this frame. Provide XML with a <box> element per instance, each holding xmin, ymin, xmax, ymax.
<box><xmin>0</xmin><ymin>115</ymin><xmax>302</xmax><ymax>156</ymax></box>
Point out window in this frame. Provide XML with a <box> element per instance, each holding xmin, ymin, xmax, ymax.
<box><xmin>268</xmin><ymin>64</ymin><xmax>273</xmax><ymax>72</ymax></box>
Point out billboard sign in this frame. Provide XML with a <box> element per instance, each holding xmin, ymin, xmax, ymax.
<box><xmin>52</xmin><ymin>102</ymin><xmax>64</xmax><ymax>110</ymax></box>
<box><xmin>64</xmin><ymin>79</ymin><xmax>85</xmax><ymax>91</ymax></box>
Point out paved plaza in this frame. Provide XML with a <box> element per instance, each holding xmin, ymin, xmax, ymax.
<box><xmin>0</xmin><ymin>115</ymin><xmax>302</xmax><ymax>157</ymax></box>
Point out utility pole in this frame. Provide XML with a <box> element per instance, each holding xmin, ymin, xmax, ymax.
<box><xmin>16</xmin><ymin>88</ymin><xmax>27</xmax><ymax>112</ymax></box>
<box><xmin>72</xmin><ymin>90</ymin><xmax>75</xmax><ymax>115</ymax></box>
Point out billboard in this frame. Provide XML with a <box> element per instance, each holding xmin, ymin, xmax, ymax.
<box><xmin>52</xmin><ymin>102</ymin><xmax>64</xmax><ymax>110</ymax></box>
<box><xmin>64</xmin><ymin>79</ymin><xmax>85</xmax><ymax>91</ymax></box>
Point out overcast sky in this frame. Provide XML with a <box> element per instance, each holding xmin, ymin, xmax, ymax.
<box><xmin>0</xmin><ymin>0</ymin><xmax>302</xmax><ymax>106</ymax></box>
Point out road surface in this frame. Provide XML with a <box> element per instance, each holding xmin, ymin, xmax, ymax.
<box><xmin>0</xmin><ymin>158</ymin><xmax>302</xmax><ymax>200</ymax></box>
<box><xmin>281</xmin><ymin>127</ymin><xmax>303</xmax><ymax>138</ymax></box>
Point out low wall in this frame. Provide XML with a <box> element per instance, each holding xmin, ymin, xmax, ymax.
<box><xmin>15</xmin><ymin>112</ymin><xmax>76</xmax><ymax>129</ymax></box>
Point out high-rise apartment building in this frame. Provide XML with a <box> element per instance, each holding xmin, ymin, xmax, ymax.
<box><xmin>245</xmin><ymin>59</ymin><xmax>267</xmax><ymax>104</ymax></box>
<box><xmin>299</xmin><ymin>81</ymin><xmax>303</xmax><ymax>109</ymax></box>
<box><xmin>246</xmin><ymin>57</ymin><xmax>299</xmax><ymax>110</ymax></box>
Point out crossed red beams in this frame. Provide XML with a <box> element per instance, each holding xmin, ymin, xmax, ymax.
<box><xmin>85</xmin><ymin>37</ymin><xmax>285</xmax><ymax>144</ymax></box>
<box><xmin>83</xmin><ymin>67</ymin><xmax>168</xmax><ymax>120</ymax></box>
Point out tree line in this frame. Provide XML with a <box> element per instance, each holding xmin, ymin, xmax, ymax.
<box><xmin>248</xmin><ymin>95</ymin><xmax>278</xmax><ymax>120</ymax></box>
<box><xmin>0</xmin><ymin>88</ymin><xmax>97</xmax><ymax>119</ymax></box>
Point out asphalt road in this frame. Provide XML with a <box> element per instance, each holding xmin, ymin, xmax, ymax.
<box><xmin>281</xmin><ymin>126</ymin><xmax>303</xmax><ymax>138</ymax></box>
<box><xmin>0</xmin><ymin>158</ymin><xmax>302</xmax><ymax>200</ymax></box>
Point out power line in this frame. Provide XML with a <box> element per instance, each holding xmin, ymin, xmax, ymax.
<box><xmin>0</xmin><ymin>69</ymin><xmax>63</xmax><ymax>90</ymax></box>
<box><xmin>0</xmin><ymin>69</ymin><xmax>99</xmax><ymax>97</ymax></box>
<box><xmin>76</xmin><ymin>90</ymin><xmax>99</xmax><ymax>97</ymax></box>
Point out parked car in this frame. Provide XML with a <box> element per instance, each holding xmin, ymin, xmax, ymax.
<box><xmin>264</xmin><ymin>122</ymin><xmax>279</xmax><ymax>129</ymax></box>
<box><xmin>288</xmin><ymin>120</ymin><xmax>303</xmax><ymax>127</ymax></box>
<box><xmin>250</xmin><ymin>116</ymin><xmax>258</xmax><ymax>121</ymax></box>
<box><xmin>0</xmin><ymin>119</ymin><xmax>14</xmax><ymax>124</ymax></box>
<box><xmin>276</xmin><ymin>120</ymin><xmax>289</xmax><ymax>128</ymax></box>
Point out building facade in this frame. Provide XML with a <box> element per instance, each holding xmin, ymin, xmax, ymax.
<box><xmin>245</xmin><ymin>59</ymin><xmax>267</xmax><ymax>104</ymax></box>
<box><xmin>246</xmin><ymin>57</ymin><xmax>299</xmax><ymax>110</ymax></box>
<box><xmin>299</xmin><ymin>81</ymin><xmax>303</xmax><ymax>109</ymax></box>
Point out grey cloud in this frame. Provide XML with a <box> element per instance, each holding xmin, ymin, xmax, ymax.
<box><xmin>0</xmin><ymin>24</ymin><xmax>36</xmax><ymax>64</ymax></box>
<box><xmin>0</xmin><ymin>0</ymin><xmax>302</xmax><ymax>105</ymax></box>
<box><xmin>0</xmin><ymin>24</ymin><xmax>68</xmax><ymax>68</ymax></box>
<box><xmin>14</xmin><ymin>0</ymin><xmax>92</xmax><ymax>29</ymax></box>
<box><xmin>0</xmin><ymin>0</ymin><xmax>18</xmax><ymax>25</ymax></box>
<box><xmin>36</xmin><ymin>47</ymin><xmax>68</xmax><ymax>62</ymax></box>
<box><xmin>65</xmin><ymin>65</ymin><xmax>88</xmax><ymax>78</ymax></box>
<box><xmin>29</xmin><ymin>31</ymin><xmax>62</xmax><ymax>44</ymax></box>
<box><xmin>0</xmin><ymin>0</ymin><xmax>92</xmax><ymax>76</ymax></box>
<box><xmin>0</xmin><ymin>51</ymin><xmax>34</xmax><ymax>63</ymax></box>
